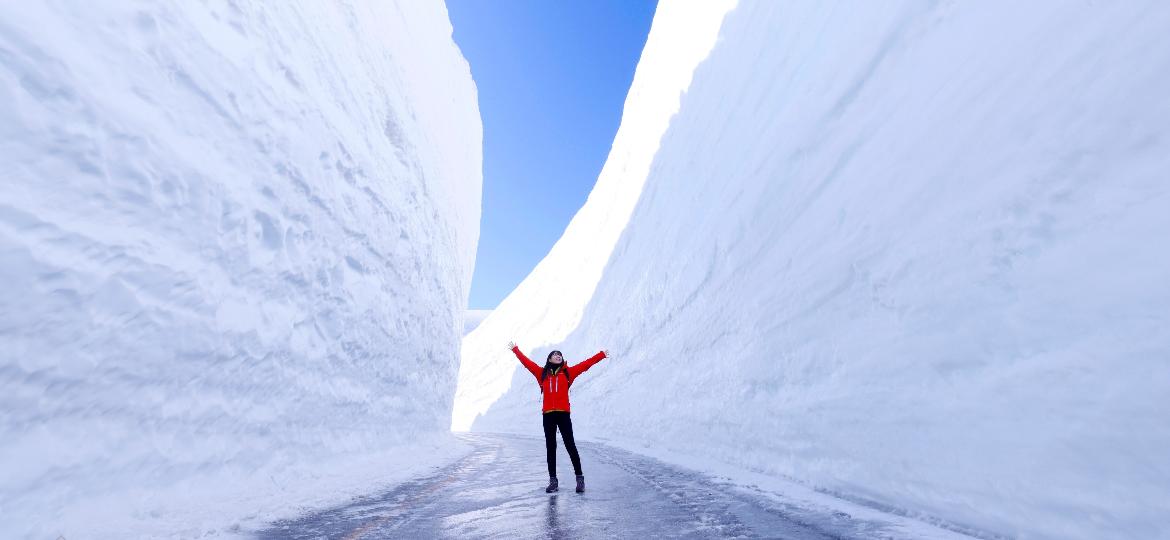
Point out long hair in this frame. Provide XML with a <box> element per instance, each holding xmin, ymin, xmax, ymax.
<box><xmin>540</xmin><ymin>350</ymin><xmax>571</xmax><ymax>390</ymax></box>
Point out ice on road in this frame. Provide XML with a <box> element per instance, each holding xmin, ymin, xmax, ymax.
<box><xmin>256</xmin><ymin>433</ymin><xmax>976</xmax><ymax>539</ymax></box>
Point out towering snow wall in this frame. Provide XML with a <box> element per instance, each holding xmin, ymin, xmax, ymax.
<box><xmin>453</xmin><ymin>0</ymin><xmax>737</xmax><ymax>432</ymax></box>
<box><xmin>0</xmin><ymin>1</ymin><xmax>480</xmax><ymax>537</ymax></box>
<box><xmin>455</xmin><ymin>2</ymin><xmax>1170</xmax><ymax>539</ymax></box>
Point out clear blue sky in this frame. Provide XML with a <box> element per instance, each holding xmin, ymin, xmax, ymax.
<box><xmin>446</xmin><ymin>0</ymin><xmax>658</xmax><ymax>310</ymax></box>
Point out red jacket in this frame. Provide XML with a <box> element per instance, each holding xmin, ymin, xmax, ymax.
<box><xmin>512</xmin><ymin>346</ymin><xmax>606</xmax><ymax>413</ymax></box>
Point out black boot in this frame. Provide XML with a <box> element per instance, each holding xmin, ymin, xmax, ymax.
<box><xmin>575</xmin><ymin>474</ymin><xmax>585</xmax><ymax>493</ymax></box>
<box><xmin>545</xmin><ymin>476</ymin><xmax>559</xmax><ymax>493</ymax></box>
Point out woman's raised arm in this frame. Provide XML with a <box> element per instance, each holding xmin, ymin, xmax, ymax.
<box><xmin>509</xmin><ymin>342</ymin><xmax>542</xmax><ymax>379</ymax></box>
<box><xmin>568</xmin><ymin>350</ymin><xmax>608</xmax><ymax>379</ymax></box>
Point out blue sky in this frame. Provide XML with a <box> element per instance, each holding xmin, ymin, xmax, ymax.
<box><xmin>446</xmin><ymin>0</ymin><xmax>658</xmax><ymax>310</ymax></box>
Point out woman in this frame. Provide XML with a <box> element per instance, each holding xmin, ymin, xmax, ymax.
<box><xmin>507</xmin><ymin>341</ymin><xmax>609</xmax><ymax>493</ymax></box>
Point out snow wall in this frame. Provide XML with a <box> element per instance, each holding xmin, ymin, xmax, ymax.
<box><xmin>454</xmin><ymin>2</ymin><xmax>1170</xmax><ymax>539</ymax></box>
<box><xmin>0</xmin><ymin>1</ymin><xmax>480</xmax><ymax>537</ymax></box>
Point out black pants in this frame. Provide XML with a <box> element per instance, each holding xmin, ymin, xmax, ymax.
<box><xmin>542</xmin><ymin>411</ymin><xmax>582</xmax><ymax>478</ymax></box>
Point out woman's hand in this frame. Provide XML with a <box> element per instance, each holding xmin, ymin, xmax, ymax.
<box><xmin>603</xmin><ymin>349</ymin><xmax>611</xmax><ymax>358</ymax></box>
<box><xmin>507</xmin><ymin>341</ymin><xmax>517</xmax><ymax>350</ymax></box>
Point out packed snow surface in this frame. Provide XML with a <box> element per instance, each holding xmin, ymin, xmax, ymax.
<box><xmin>455</xmin><ymin>2</ymin><xmax>1170</xmax><ymax>539</ymax></box>
<box><xmin>464</xmin><ymin>309</ymin><xmax>493</xmax><ymax>336</ymax></box>
<box><xmin>0</xmin><ymin>1</ymin><xmax>480</xmax><ymax>537</ymax></box>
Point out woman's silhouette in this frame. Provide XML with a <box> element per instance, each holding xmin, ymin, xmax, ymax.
<box><xmin>508</xmin><ymin>341</ymin><xmax>609</xmax><ymax>493</ymax></box>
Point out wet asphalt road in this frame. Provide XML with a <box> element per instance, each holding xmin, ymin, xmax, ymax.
<box><xmin>255</xmin><ymin>432</ymin><xmax>964</xmax><ymax>539</ymax></box>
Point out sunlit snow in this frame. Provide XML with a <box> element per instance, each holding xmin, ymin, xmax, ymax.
<box><xmin>452</xmin><ymin>0</ymin><xmax>737</xmax><ymax>433</ymax></box>
<box><xmin>455</xmin><ymin>2</ymin><xmax>1170</xmax><ymax>539</ymax></box>
<box><xmin>0</xmin><ymin>1</ymin><xmax>480</xmax><ymax>537</ymax></box>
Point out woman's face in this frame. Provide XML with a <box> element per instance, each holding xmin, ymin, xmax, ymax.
<box><xmin>550</xmin><ymin>352</ymin><xmax>563</xmax><ymax>364</ymax></box>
